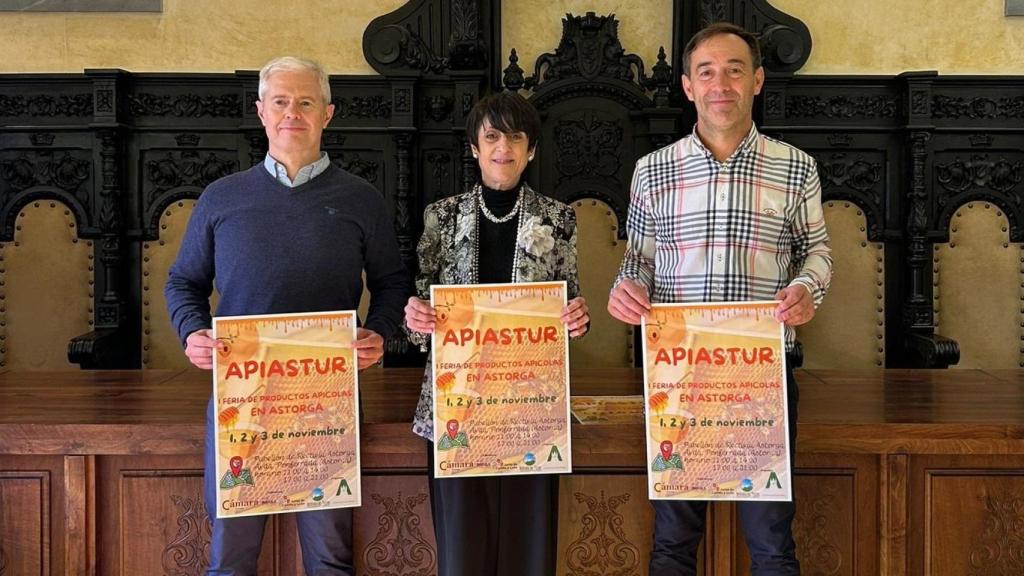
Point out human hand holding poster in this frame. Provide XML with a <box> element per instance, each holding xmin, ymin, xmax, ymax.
<box><xmin>213</xmin><ymin>311</ymin><xmax>360</xmax><ymax>518</ymax></box>
<box><xmin>431</xmin><ymin>281</ymin><xmax>571</xmax><ymax>478</ymax></box>
<box><xmin>642</xmin><ymin>302</ymin><xmax>791</xmax><ymax>501</ymax></box>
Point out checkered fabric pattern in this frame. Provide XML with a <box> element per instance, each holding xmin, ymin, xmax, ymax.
<box><xmin>615</xmin><ymin>125</ymin><xmax>832</xmax><ymax>351</ymax></box>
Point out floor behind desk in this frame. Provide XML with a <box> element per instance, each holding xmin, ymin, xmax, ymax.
<box><xmin>1</xmin><ymin>368</ymin><xmax>1022</xmax><ymax>575</ymax></box>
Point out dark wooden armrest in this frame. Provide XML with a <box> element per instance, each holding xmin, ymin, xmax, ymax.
<box><xmin>68</xmin><ymin>328</ymin><xmax>134</xmax><ymax>369</ymax></box>
<box><xmin>904</xmin><ymin>332</ymin><xmax>960</xmax><ymax>368</ymax></box>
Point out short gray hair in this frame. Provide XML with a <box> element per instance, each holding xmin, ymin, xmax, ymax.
<box><xmin>258</xmin><ymin>56</ymin><xmax>332</xmax><ymax>104</ymax></box>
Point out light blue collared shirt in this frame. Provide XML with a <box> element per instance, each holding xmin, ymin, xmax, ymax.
<box><xmin>263</xmin><ymin>152</ymin><xmax>332</xmax><ymax>187</ymax></box>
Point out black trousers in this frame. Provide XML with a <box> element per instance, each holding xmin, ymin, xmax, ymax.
<box><xmin>427</xmin><ymin>443</ymin><xmax>558</xmax><ymax>576</ymax></box>
<box><xmin>649</xmin><ymin>367</ymin><xmax>801</xmax><ymax>576</ymax></box>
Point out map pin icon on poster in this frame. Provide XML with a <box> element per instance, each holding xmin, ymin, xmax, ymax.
<box><xmin>660</xmin><ymin>440</ymin><xmax>673</xmax><ymax>462</ymax></box>
<box><xmin>446</xmin><ymin>419</ymin><xmax>459</xmax><ymax>439</ymax></box>
<box><xmin>230</xmin><ymin>456</ymin><xmax>243</xmax><ymax>477</ymax></box>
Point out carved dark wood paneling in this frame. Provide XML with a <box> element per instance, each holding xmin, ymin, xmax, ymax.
<box><xmin>760</xmin><ymin>70</ymin><xmax>1024</xmax><ymax>366</ymax></box>
<box><xmin>931</xmin><ymin>138</ymin><xmax>1024</xmax><ymax>243</ymax></box>
<box><xmin>0</xmin><ymin>148</ymin><xmax>93</xmax><ymax>239</ymax></box>
<box><xmin>554</xmin><ymin>111</ymin><xmax>624</xmax><ymax>188</ymax></box>
<box><xmin>508</xmin><ymin>12</ymin><xmax>678</xmax><ymax>235</ymax></box>
<box><xmin>760</xmin><ymin>131</ymin><xmax>894</xmax><ymax>243</ymax></box>
<box><xmin>0</xmin><ymin>93</ymin><xmax>92</xmax><ymax>117</ymax></box>
<box><xmin>0</xmin><ymin>3</ymin><xmax>1020</xmax><ymax>370</ymax></box>
<box><xmin>933</xmin><ymin>95</ymin><xmax>1024</xmax><ymax>120</ymax></box>
<box><xmin>128</xmin><ymin>93</ymin><xmax>240</xmax><ymax>119</ymax></box>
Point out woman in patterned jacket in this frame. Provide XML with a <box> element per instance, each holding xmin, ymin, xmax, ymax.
<box><xmin>404</xmin><ymin>91</ymin><xmax>590</xmax><ymax>576</ymax></box>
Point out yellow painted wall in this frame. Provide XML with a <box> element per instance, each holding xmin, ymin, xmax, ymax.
<box><xmin>773</xmin><ymin>0</ymin><xmax>1024</xmax><ymax>74</ymax></box>
<box><xmin>0</xmin><ymin>0</ymin><xmax>406</xmax><ymax>73</ymax></box>
<box><xmin>502</xmin><ymin>0</ymin><xmax>673</xmax><ymax>79</ymax></box>
<box><xmin>4</xmin><ymin>0</ymin><xmax>1020</xmax><ymax>76</ymax></box>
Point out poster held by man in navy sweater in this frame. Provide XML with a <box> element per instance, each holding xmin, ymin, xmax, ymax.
<box><xmin>164</xmin><ymin>56</ymin><xmax>409</xmax><ymax>576</ymax></box>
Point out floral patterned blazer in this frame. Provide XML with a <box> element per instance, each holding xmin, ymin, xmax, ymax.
<box><xmin>409</xmin><ymin>184</ymin><xmax>581</xmax><ymax>440</ymax></box>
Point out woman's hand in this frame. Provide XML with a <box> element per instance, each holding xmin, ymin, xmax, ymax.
<box><xmin>561</xmin><ymin>297</ymin><xmax>590</xmax><ymax>338</ymax></box>
<box><xmin>404</xmin><ymin>296</ymin><xmax>436</xmax><ymax>334</ymax></box>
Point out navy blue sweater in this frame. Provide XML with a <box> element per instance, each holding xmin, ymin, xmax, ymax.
<box><xmin>165</xmin><ymin>164</ymin><xmax>409</xmax><ymax>343</ymax></box>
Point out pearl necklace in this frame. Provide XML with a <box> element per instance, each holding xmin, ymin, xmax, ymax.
<box><xmin>472</xmin><ymin>183</ymin><xmax>524</xmax><ymax>283</ymax></box>
<box><xmin>476</xmin><ymin>183</ymin><xmax>523</xmax><ymax>223</ymax></box>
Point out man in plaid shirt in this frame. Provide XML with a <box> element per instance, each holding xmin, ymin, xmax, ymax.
<box><xmin>608</xmin><ymin>23</ymin><xmax>832</xmax><ymax>576</ymax></box>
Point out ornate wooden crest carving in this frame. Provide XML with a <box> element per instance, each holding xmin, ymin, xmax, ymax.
<box><xmin>362</xmin><ymin>491</ymin><xmax>436</xmax><ymax>575</ymax></box>
<box><xmin>161</xmin><ymin>493</ymin><xmax>212</xmax><ymax>576</ymax></box>
<box><xmin>564</xmin><ymin>490</ymin><xmax>641</xmax><ymax>575</ymax></box>
<box><xmin>526</xmin><ymin>12</ymin><xmax>646</xmax><ymax>88</ymax></box>
<box><xmin>968</xmin><ymin>491</ymin><xmax>1024</xmax><ymax>576</ymax></box>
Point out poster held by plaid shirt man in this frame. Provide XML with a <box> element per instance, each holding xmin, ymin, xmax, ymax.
<box><xmin>607</xmin><ymin>22</ymin><xmax>832</xmax><ymax>576</ymax></box>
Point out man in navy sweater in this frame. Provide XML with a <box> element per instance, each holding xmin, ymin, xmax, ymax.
<box><xmin>165</xmin><ymin>56</ymin><xmax>409</xmax><ymax>576</ymax></box>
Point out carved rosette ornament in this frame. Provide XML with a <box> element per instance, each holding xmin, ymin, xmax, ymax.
<box><xmin>332</xmin><ymin>96</ymin><xmax>393</xmax><ymax>119</ymax></box>
<box><xmin>362</xmin><ymin>492</ymin><xmax>436</xmax><ymax>575</ymax></box>
<box><xmin>145</xmin><ymin>151</ymin><xmax>237</xmax><ymax>203</ymax></box>
<box><xmin>933</xmin><ymin>95</ymin><xmax>1024</xmax><ymax>120</ymax></box>
<box><xmin>968</xmin><ymin>491</ymin><xmax>1024</xmax><ymax>576</ymax></box>
<box><xmin>555</xmin><ymin>112</ymin><xmax>623</xmax><ymax>185</ymax></box>
<box><xmin>128</xmin><ymin>93</ymin><xmax>241</xmax><ymax>118</ymax></box>
<box><xmin>785</xmin><ymin>95</ymin><xmax>897</xmax><ymax>119</ymax></box>
<box><xmin>817</xmin><ymin>154</ymin><xmax>882</xmax><ymax>195</ymax></box>
<box><xmin>161</xmin><ymin>494</ymin><xmax>212</xmax><ymax>576</ymax></box>
<box><xmin>0</xmin><ymin>93</ymin><xmax>92</xmax><ymax>117</ymax></box>
<box><xmin>0</xmin><ymin>152</ymin><xmax>90</xmax><ymax>196</ymax></box>
<box><xmin>564</xmin><ymin>491</ymin><xmax>641</xmax><ymax>576</ymax></box>
<box><xmin>935</xmin><ymin>155</ymin><xmax>1023</xmax><ymax>198</ymax></box>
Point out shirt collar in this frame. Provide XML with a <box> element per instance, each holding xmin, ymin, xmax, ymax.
<box><xmin>263</xmin><ymin>152</ymin><xmax>331</xmax><ymax>187</ymax></box>
<box><xmin>688</xmin><ymin>123</ymin><xmax>760</xmax><ymax>164</ymax></box>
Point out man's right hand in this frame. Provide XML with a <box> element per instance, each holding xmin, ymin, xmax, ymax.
<box><xmin>404</xmin><ymin>296</ymin><xmax>436</xmax><ymax>334</ymax></box>
<box><xmin>607</xmin><ymin>278</ymin><xmax>651</xmax><ymax>325</ymax></box>
<box><xmin>185</xmin><ymin>329</ymin><xmax>223</xmax><ymax>370</ymax></box>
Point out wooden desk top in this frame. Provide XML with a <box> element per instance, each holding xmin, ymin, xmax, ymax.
<box><xmin>0</xmin><ymin>368</ymin><xmax>1021</xmax><ymax>461</ymax></box>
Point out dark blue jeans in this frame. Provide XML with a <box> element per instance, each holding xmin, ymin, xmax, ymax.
<box><xmin>649</xmin><ymin>368</ymin><xmax>801</xmax><ymax>576</ymax></box>
<box><xmin>204</xmin><ymin>398</ymin><xmax>354</xmax><ymax>576</ymax></box>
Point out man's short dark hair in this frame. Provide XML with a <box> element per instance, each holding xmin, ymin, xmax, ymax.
<box><xmin>465</xmin><ymin>91</ymin><xmax>541</xmax><ymax>150</ymax></box>
<box><xmin>682</xmin><ymin>22</ymin><xmax>762</xmax><ymax>76</ymax></box>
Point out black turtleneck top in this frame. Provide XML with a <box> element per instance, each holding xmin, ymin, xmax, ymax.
<box><xmin>477</xmin><ymin>180</ymin><xmax>522</xmax><ymax>283</ymax></box>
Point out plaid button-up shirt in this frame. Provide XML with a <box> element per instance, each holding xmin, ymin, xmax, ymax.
<box><xmin>615</xmin><ymin>124</ymin><xmax>832</xmax><ymax>351</ymax></box>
